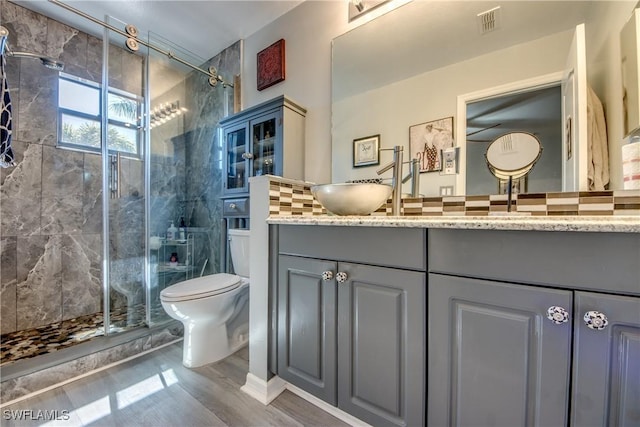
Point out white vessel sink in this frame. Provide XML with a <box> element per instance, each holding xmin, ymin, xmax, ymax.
<box><xmin>311</xmin><ymin>183</ymin><xmax>392</xmax><ymax>216</ymax></box>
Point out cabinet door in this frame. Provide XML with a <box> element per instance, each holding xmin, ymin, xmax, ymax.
<box><xmin>250</xmin><ymin>111</ymin><xmax>281</xmax><ymax>178</ymax></box>
<box><xmin>337</xmin><ymin>262</ymin><xmax>425</xmax><ymax>427</ymax></box>
<box><xmin>571</xmin><ymin>292</ymin><xmax>640</xmax><ymax>427</ymax></box>
<box><xmin>223</xmin><ymin>122</ymin><xmax>249</xmax><ymax>194</ymax></box>
<box><xmin>428</xmin><ymin>273</ymin><xmax>572</xmax><ymax>427</ymax></box>
<box><xmin>277</xmin><ymin>255</ymin><xmax>337</xmax><ymax>405</ymax></box>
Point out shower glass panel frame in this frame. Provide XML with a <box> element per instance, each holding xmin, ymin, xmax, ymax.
<box><xmin>102</xmin><ymin>15</ymin><xmax>148</xmax><ymax>335</ymax></box>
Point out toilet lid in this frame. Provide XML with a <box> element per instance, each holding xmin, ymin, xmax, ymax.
<box><xmin>160</xmin><ymin>273</ymin><xmax>242</xmax><ymax>302</ymax></box>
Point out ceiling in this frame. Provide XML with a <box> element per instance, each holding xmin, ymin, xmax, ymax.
<box><xmin>466</xmin><ymin>85</ymin><xmax>561</xmax><ymax>144</ymax></box>
<box><xmin>14</xmin><ymin>0</ymin><xmax>303</xmax><ymax>61</ymax></box>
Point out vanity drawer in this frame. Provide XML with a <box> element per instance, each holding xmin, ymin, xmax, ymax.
<box><xmin>428</xmin><ymin>229</ymin><xmax>640</xmax><ymax>295</ymax></box>
<box><xmin>278</xmin><ymin>225</ymin><xmax>426</xmax><ymax>271</ymax></box>
<box><xmin>223</xmin><ymin>197</ymin><xmax>249</xmax><ymax>217</ymax></box>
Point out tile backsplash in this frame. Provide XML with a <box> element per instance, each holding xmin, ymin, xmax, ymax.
<box><xmin>267</xmin><ymin>177</ymin><xmax>640</xmax><ymax>217</ymax></box>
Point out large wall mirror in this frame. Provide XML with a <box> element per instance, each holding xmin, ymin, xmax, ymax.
<box><xmin>332</xmin><ymin>1</ymin><xmax>639</xmax><ymax>195</ymax></box>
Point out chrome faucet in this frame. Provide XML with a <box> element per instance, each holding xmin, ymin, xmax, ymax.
<box><xmin>376</xmin><ymin>145</ymin><xmax>403</xmax><ymax>215</ymax></box>
<box><xmin>402</xmin><ymin>158</ymin><xmax>421</xmax><ymax>198</ymax></box>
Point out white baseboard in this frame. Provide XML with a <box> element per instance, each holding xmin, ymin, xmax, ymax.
<box><xmin>240</xmin><ymin>372</ymin><xmax>287</xmax><ymax>405</ymax></box>
<box><xmin>241</xmin><ymin>373</ymin><xmax>371</xmax><ymax>427</ymax></box>
<box><xmin>284</xmin><ymin>382</ymin><xmax>372</xmax><ymax>427</ymax></box>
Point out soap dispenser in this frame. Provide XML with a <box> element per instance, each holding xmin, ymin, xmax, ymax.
<box><xmin>167</xmin><ymin>221</ymin><xmax>177</xmax><ymax>241</ymax></box>
<box><xmin>179</xmin><ymin>217</ymin><xmax>186</xmax><ymax>241</ymax></box>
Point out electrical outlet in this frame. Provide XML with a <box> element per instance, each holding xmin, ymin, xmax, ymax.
<box><xmin>440</xmin><ymin>186</ymin><xmax>454</xmax><ymax>196</ymax></box>
<box><xmin>442</xmin><ymin>147</ymin><xmax>457</xmax><ymax>175</ymax></box>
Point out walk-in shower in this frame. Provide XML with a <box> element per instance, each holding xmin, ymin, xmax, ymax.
<box><xmin>0</xmin><ymin>0</ymin><xmax>240</xmax><ymax>402</ymax></box>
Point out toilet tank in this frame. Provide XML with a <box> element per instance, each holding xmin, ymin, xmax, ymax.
<box><xmin>228</xmin><ymin>229</ymin><xmax>250</xmax><ymax>277</ymax></box>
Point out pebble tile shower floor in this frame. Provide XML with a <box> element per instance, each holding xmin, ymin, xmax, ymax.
<box><xmin>0</xmin><ymin>306</ymin><xmax>150</xmax><ymax>366</ymax></box>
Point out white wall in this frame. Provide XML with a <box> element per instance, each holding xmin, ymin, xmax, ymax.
<box><xmin>242</xmin><ymin>0</ymin><xmax>635</xmax><ymax>191</ymax></box>
<box><xmin>242</xmin><ymin>1</ymin><xmax>346</xmax><ymax>185</ymax></box>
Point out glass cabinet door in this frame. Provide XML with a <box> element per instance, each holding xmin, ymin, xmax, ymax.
<box><xmin>225</xmin><ymin>124</ymin><xmax>248</xmax><ymax>192</ymax></box>
<box><xmin>251</xmin><ymin>112</ymin><xmax>278</xmax><ymax>177</ymax></box>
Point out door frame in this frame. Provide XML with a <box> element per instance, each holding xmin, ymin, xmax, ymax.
<box><xmin>455</xmin><ymin>71</ymin><xmax>563</xmax><ymax>195</ymax></box>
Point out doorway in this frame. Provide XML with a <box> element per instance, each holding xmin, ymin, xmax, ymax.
<box><xmin>455</xmin><ymin>72</ymin><xmax>564</xmax><ymax>195</ymax></box>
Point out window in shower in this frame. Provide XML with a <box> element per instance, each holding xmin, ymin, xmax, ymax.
<box><xmin>58</xmin><ymin>73</ymin><xmax>143</xmax><ymax>156</ymax></box>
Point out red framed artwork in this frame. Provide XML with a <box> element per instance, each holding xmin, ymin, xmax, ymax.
<box><xmin>257</xmin><ymin>39</ymin><xmax>286</xmax><ymax>91</ymax></box>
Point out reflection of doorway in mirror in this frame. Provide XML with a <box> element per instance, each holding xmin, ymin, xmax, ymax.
<box><xmin>463</xmin><ymin>83</ymin><xmax>563</xmax><ymax>196</ymax></box>
<box><xmin>409</xmin><ymin>117</ymin><xmax>454</xmax><ymax>173</ymax></box>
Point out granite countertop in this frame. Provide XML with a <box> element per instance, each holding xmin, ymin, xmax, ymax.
<box><xmin>267</xmin><ymin>215</ymin><xmax>640</xmax><ymax>233</ymax></box>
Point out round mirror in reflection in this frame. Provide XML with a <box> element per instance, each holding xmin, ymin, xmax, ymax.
<box><xmin>485</xmin><ymin>132</ymin><xmax>543</xmax><ymax>182</ymax></box>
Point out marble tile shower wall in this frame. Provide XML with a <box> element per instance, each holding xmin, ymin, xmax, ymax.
<box><xmin>149</xmin><ymin>42</ymin><xmax>240</xmax><ymax>281</ymax></box>
<box><xmin>184</xmin><ymin>43</ymin><xmax>239</xmax><ymax>274</ymax></box>
<box><xmin>0</xmin><ymin>1</ymin><xmax>145</xmax><ymax>334</ymax></box>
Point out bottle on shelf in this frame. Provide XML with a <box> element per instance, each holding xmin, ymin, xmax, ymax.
<box><xmin>179</xmin><ymin>217</ymin><xmax>186</xmax><ymax>241</ymax></box>
<box><xmin>167</xmin><ymin>221</ymin><xmax>177</xmax><ymax>241</ymax></box>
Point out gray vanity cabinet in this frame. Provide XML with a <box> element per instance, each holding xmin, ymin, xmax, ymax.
<box><xmin>336</xmin><ymin>262</ymin><xmax>425</xmax><ymax>427</ymax></box>
<box><xmin>275</xmin><ymin>225</ymin><xmax>426</xmax><ymax>427</ymax></box>
<box><xmin>428</xmin><ymin>228</ymin><xmax>640</xmax><ymax>427</ymax></box>
<box><xmin>428</xmin><ymin>273</ymin><xmax>573</xmax><ymax>427</ymax></box>
<box><xmin>571</xmin><ymin>292</ymin><xmax>640</xmax><ymax>427</ymax></box>
<box><xmin>277</xmin><ymin>255</ymin><xmax>338</xmax><ymax>405</ymax></box>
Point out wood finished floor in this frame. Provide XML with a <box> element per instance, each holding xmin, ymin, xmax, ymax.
<box><xmin>1</xmin><ymin>342</ymin><xmax>350</xmax><ymax>427</ymax></box>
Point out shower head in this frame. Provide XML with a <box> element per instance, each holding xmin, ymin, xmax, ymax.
<box><xmin>7</xmin><ymin>50</ymin><xmax>65</xmax><ymax>71</ymax></box>
<box><xmin>40</xmin><ymin>57</ymin><xmax>65</xmax><ymax>71</ymax></box>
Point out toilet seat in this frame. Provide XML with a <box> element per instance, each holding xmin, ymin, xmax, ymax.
<box><xmin>160</xmin><ymin>273</ymin><xmax>242</xmax><ymax>302</ymax></box>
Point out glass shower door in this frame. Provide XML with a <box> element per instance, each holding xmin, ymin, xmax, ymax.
<box><xmin>145</xmin><ymin>32</ymin><xmax>211</xmax><ymax>326</ymax></box>
<box><xmin>103</xmin><ymin>16</ymin><xmax>147</xmax><ymax>333</ymax></box>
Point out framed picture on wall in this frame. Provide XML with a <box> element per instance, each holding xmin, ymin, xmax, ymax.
<box><xmin>353</xmin><ymin>135</ymin><xmax>380</xmax><ymax>167</ymax></box>
<box><xmin>409</xmin><ymin>116</ymin><xmax>454</xmax><ymax>172</ymax></box>
<box><xmin>257</xmin><ymin>39</ymin><xmax>286</xmax><ymax>91</ymax></box>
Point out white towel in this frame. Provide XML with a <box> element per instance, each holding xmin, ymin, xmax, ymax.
<box><xmin>587</xmin><ymin>85</ymin><xmax>609</xmax><ymax>190</ymax></box>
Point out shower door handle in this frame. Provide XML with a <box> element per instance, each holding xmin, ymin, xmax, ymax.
<box><xmin>110</xmin><ymin>153</ymin><xmax>122</xmax><ymax>199</ymax></box>
<box><xmin>116</xmin><ymin>152</ymin><xmax>121</xmax><ymax>199</ymax></box>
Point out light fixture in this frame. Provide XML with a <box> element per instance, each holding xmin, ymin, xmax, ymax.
<box><xmin>148</xmin><ymin>101</ymin><xmax>187</xmax><ymax>129</ymax></box>
<box><xmin>348</xmin><ymin>0</ymin><xmax>390</xmax><ymax>22</ymax></box>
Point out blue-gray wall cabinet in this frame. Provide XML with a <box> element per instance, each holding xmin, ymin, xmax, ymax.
<box><xmin>219</xmin><ymin>96</ymin><xmax>306</xmax><ymax>197</ymax></box>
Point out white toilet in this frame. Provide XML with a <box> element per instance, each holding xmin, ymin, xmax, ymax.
<box><xmin>160</xmin><ymin>228</ymin><xmax>250</xmax><ymax>368</ymax></box>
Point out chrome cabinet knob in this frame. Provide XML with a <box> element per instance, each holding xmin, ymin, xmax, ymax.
<box><xmin>321</xmin><ymin>271</ymin><xmax>334</xmax><ymax>281</ymax></box>
<box><xmin>241</xmin><ymin>152</ymin><xmax>254</xmax><ymax>160</ymax></box>
<box><xmin>336</xmin><ymin>272</ymin><xmax>348</xmax><ymax>283</ymax></box>
<box><xmin>547</xmin><ymin>306</ymin><xmax>570</xmax><ymax>324</ymax></box>
<box><xmin>584</xmin><ymin>311</ymin><xmax>608</xmax><ymax>330</ymax></box>
<box><xmin>229</xmin><ymin>203</ymin><xmax>237</xmax><ymax>209</ymax></box>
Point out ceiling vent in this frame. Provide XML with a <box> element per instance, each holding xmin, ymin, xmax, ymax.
<box><xmin>477</xmin><ymin>6</ymin><xmax>502</xmax><ymax>35</ymax></box>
